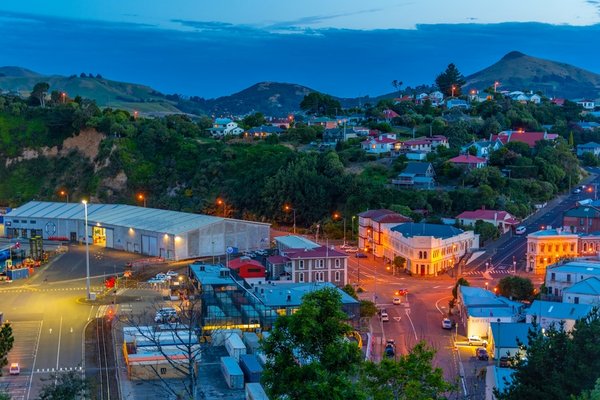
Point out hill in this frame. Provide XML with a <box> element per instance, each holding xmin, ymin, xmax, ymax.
<box><xmin>464</xmin><ymin>51</ymin><xmax>600</xmax><ymax>99</ymax></box>
<box><xmin>0</xmin><ymin>67</ymin><xmax>182</xmax><ymax>114</ymax></box>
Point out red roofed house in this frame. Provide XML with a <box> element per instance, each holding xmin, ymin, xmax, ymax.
<box><xmin>280</xmin><ymin>246</ymin><xmax>349</xmax><ymax>287</ymax></box>
<box><xmin>358</xmin><ymin>209</ymin><xmax>412</xmax><ymax>257</ymax></box>
<box><xmin>228</xmin><ymin>257</ymin><xmax>266</xmax><ymax>279</ymax></box>
<box><xmin>400</xmin><ymin>135</ymin><xmax>449</xmax><ymax>158</ymax></box>
<box><xmin>456</xmin><ymin>208</ymin><xmax>520</xmax><ymax>234</ymax></box>
<box><xmin>449</xmin><ymin>154</ymin><xmax>487</xmax><ymax>169</ymax></box>
<box><xmin>362</xmin><ymin>134</ymin><xmax>398</xmax><ymax>154</ymax></box>
<box><xmin>490</xmin><ymin>130</ymin><xmax>555</xmax><ymax>148</ymax></box>
<box><xmin>381</xmin><ymin>109</ymin><xmax>400</xmax><ymax>122</ymax></box>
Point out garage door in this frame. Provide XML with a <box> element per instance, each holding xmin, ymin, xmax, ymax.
<box><xmin>141</xmin><ymin>235</ymin><xmax>158</xmax><ymax>256</ymax></box>
<box><xmin>105</xmin><ymin>228</ymin><xmax>114</xmax><ymax>248</ymax></box>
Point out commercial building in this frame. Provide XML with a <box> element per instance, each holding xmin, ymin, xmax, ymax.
<box><xmin>526</xmin><ymin>228</ymin><xmax>579</xmax><ymax>274</ymax></box>
<box><xmin>5</xmin><ymin>201</ymin><xmax>270</xmax><ymax>260</ymax></box>
<box><xmin>382</xmin><ymin>223</ymin><xmax>479</xmax><ymax>276</ymax></box>
<box><xmin>544</xmin><ymin>260</ymin><xmax>600</xmax><ymax>299</ymax></box>
<box><xmin>357</xmin><ymin>209</ymin><xmax>412</xmax><ymax>257</ymax></box>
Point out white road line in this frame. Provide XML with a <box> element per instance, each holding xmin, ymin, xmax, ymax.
<box><xmin>433</xmin><ymin>285</ymin><xmax>440</xmax><ymax>288</ymax></box>
<box><xmin>87</xmin><ymin>305</ymin><xmax>95</xmax><ymax>321</ymax></box>
<box><xmin>56</xmin><ymin>316</ymin><xmax>63</xmax><ymax>371</ymax></box>
<box><xmin>405</xmin><ymin>309</ymin><xmax>418</xmax><ymax>340</ymax></box>
<box><xmin>435</xmin><ymin>296</ymin><xmax>451</xmax><ymax>315</ymax></box>
<box><xmin>26</xmin><ymin>320</ymin><xmax>43</xmax><ymax>400</ymax></box>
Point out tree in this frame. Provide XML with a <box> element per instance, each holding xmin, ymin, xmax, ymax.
<box><xmin>241</xmin><ymin>112</ymin><xmax>266</xmax><ymax>129</ymax></box>
<box><xmin>475</xmin><ymin>220</ymin><xmax>500</xmax><ymax>244</ymax></box>
<box><xmin>39</xmin><ymin>370</ymin><xmax>89</xmax><ymax>399</ymax></box>
<box><xmin>361</xmin><ymin>341</ymin><xmax>454</xmax><ymax>400</ymax></box>
<box><xmin>572</xmin><ymin>378</ymin><xmax>600</xmax><ymax>400</ymax></box>
<box><xmin>392</xmin><ymin>80</ymin><xmax>403</xmax><ymax>97</ymax></box>
<box><xmin>0</xmin><ymin>323</ymin><xmax>14</xmax><ymax>374</ymax></box>
<box><xmin>435</xmin><ymin>63</ymin><xmax>466</xmax><ymax>97</ymax></box>
<box><xmin>262</xmin><ymin>287</ymin><xmax>363</xmax><ymax>400</ymax></box>
<box><xmin>393</xmin><ymin>256</ymin><xmax>406</xmax><ymax>275</ymax></box>
<box><xmin>452</xmin><ymin>278</ymin><xmax>470</xmax><ymax>300</ymax></box>
<box><xmin>29</xmin><ymin>81</ymin><xmax>50</xmax><ymax>107</ymax></box>
<box><xmin>497</xmin><ymin>276</ymin><xmax>535</xmax><ymax>300</ymax></box>
<box><xmin>300</xmin><ymin>92</ymin><xmax>342</xmax><ymax>116</ymax></box>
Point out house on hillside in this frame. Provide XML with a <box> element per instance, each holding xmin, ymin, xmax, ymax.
<box><xmin>323</xmin><ymin>128</ymin><xmax>357</xmax><ymax>144</ymax></box>
<box><xmin>307</xmin><ymin>117</ymin><xmax>338</xmax><ymax>129</ymax></box>
<box><xmin>455</xmin><ymin>208</ymin><xmax>519</xmax><ymax>234</ymax></box>
<box><xmin>449</xmin><ymin>154</ymin><xmax>487</xmax><ymax>169</ymax></box>
<box><xmin>491</xmin><ymin>130</ymin><xmax>555</xmax><ymax>148</ymax></box>
<box><xmin>361</xmin><ymin>135</ymin><xmax>397</xmax><ymax>154</ymax></box>
<box><xmin>244</xmin><ymin>125</ymin><xmax>283</xmax><ymax>138</ymax></box>
<box><xmin>575</xmin><ymin>99</ymin><xmax>596</xmax><ymax>110</ymax></box>
<box><xmin>209</xmin><ymin>118</ymin><xmax>244</xmax><ymax>137</ymax></box>
<box><xmin>460</xmin><ymin>140</ymin><xmax>503</xmax><ymax>158</ymax></box>
<box><xmin>392</xmin><ymin>162</ymin><xmax>435</xmax><ymax>189</ymax></box>
<box><xmin>446</xmin><ymin>99</ymin><xmax>469</xmax><ymax>110</ymax></box>
<box><xmin>380</xmin><ymin>109</ymin><xmax>400</xmax><ymax>122</ymax></box>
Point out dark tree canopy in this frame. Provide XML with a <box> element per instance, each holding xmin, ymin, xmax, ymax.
<box><xmin>300</xmin><ymin>92</ymin><xmax>342</xmax><ymax>116</ymax></box>
<box><xmin>435</xmin><ymin>63</ymin><xmax>466</xmax><ymax>97</ymax></box>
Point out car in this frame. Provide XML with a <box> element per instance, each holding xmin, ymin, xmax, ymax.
<box><xmin>573</xmin><ymin>188</ymin><xmax>582</xmax><ymax>194</ymax></box>
<box><xmin>147</xmin><ymin>278</ymin><xmax>166</xmax><ymax>284</ymax></box>
<box><xmin>156</xmin><ymin>273</ymin><xmax>171</xmax><ymax>281</ymax></box>
<box><xmin>339</xmin><ymin>243</ymin><xmax>353</xmax><ymax>250</ymax></box>
<box><xmin>396</xmin><ymin>288</ymin><xmax>408</xmax><ymax>296</ymax></box>
<box><xmin>355</xmin><ymin>252</ymin><xmax>368</xmax><ymax>258</ymax></box>
<box><xmin>165</xmin><ymin>270</ymin><xmax>178</xmax><ymax>277</ymax></box>
<box><xmin>499</xmin><ymin>356</ymin><xmax>510</xmax><ymax>367</ymax></box>
<box><xmin>442</xmin><ymin>318</ymin><xmax>453</xmax><ymax>329</ymax></box>
<box><xmin>468</xmin><ymin>335</ymin><xmax>488</xmax><ymax>346</ymax></box>
<box><xmin>392</xmin><ymin>297</ymin><xmax>402</xmax><ymax>305</ymax></box>
<box><xmin>476</xmin><ymin>347</ymin><xmax>489</xmax><ymax>361</ymax></box>
<box><xmin>385</xmin><ymin>340</ymin><xmax>396</xmax><ymax>358</ymax></box>
<box><xmin>345</xmin><ymin>247</ymin><xmax>359</xmax><ymax>253</ymax></box>
<box><xmin>9</xmin><ymin>363</ymin><xmax>20</xmax><ymax>375</ymax></box>
<box><xmin>155</xmin><ymin>307</ymin><xmax>178</xmax><ymax>323</ymax></box>
<box><xmin>515</xmin><ymin>226</ymin><xmax>526</xmax><ymax>235</ymax></box>
<box><xmin>380</xmin><ymin>311</ymin><xmax>389</xmax><ymax>322</ymax></box>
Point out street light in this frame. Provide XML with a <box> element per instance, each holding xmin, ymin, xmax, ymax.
<box><xmin>59</xmin><ymin>190</ymin><xmax>69</xmax><ymax>203</ymax></box>
<box><xmin>351</xmin><ymin>216</ymin><xmax>356</xmax><ymax>241</ymax></box>
<box><xmin>333</xmin><ymin>212</ymin><xmax>347</xmax><ymax>245</ymax></box>
<box><xmin>217</xmin><ymin>198</ymin><xmax>226</xmax><ymax>217</ymax></box>
<box><xmin>137</xmin><ymin>193</ymin><xmax>147</xmax><ymax>207</ymax></box>
<box><xmin>284</xmin><ymin>205</ymin><xmax>296</xmax><ymax>234</ymax></box>
<box><xmin>494</xmin><ymin>81</ymin><xmax>500</xmax><ymax>93</ymax></box>
<box><xmin>82</xmin><ymin>200</ymin><xmax>91</xmax><ymax>300</ymax></box>
<box><xmin>451</xmin><ymin>85</ymin><xmax>456</xmax><ymax>97</ymax></box>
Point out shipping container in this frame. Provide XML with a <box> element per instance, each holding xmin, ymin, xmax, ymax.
<box><xmin>212</xmin><ymin>329</ymin><xmax>243</xmax><ymax>346</ymax></box>
<box><xmin>242</xmin><ymin>332</ymin><xmax>261</xmax><ymax>354</ymax></box>
<box><xmin>239</xmin><ymin>354</ymin><xmax>263</xmax><ymax>383</ymax></box>
<box><xmin>221</xmin><ymin>356</ymin><xmax>244</xmax><ymax>389</ymax></box>
<box><xmin>225</xmin><ymin>333</ymin><xmax>247</xmax><ymax>361</ymax></box>
<box><xmin>245</xmin><ymin>382</ymin><xmax>269</xmax><ymax>400</ymax></box>
<box><xmin>7</xmin><ymin>268</ymin><xmax>29</xmax><ymax>280</ymax></box>
<box><xmin>255</xmin><ymin>350</ymin><xmax>268</xmax><ymax>367</ymax></box>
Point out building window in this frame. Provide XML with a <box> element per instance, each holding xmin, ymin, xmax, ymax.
<box><xmin>584</xmin><ymin>243</ymin><xmax>588</xmax><ymax>252</ymax></box>
<box><xmin>570</xmin><ymin>243</ymin><xmax>575</xmax><ymax>252</ymax></box>
<box><xmin>580</xmin><ymin>218</ymin><xmax>585</xmax><ymax>226</ymax></box>
<box><xmin>423</xmin><ymin>251</ymin><xmax>428</xmax><ymax>259</ymax></box>
<box><xmin>574</xmin><ymin>297</ymin><xmax>579</xmax><ymax>304</ymax></box>
<box><xmin>299</xmin><ymin>260</ymin><xmax>304</xmax><ymax>269</ymax></box>
<box><xmin>30</xmin><ymin>220</ymin><xmax>36</xmax><ymax>224</ymax></box>
<box><xmin>160</xmin><ymin>368</ymin><xmax>167</xmax><ymax>375</ymax></box>
<box><xmin>318</xmin><ymin>259</ymin><xmax>324</xmax><ymax>269</ymax></box>
<box><xmin>541</xmin><ymin>244</ymin><xmax>545</xmax><ymax>253</ymax></box>
<box><xmin>299</xmin><ymin>272</ymin><xmax>304</xmax><ymax>282</ymax></box>
<box><xmin>315</xmin><ymin>271</ymin><xmax>324</xmax><ymax>282</ymax></box>
<box><xmin>335</xmin><ymin>259</ymin><xmax>340</xmax><ymax>267</ymax></box>
<box><xmin>551</xmin><ymin>273</ymin><xmax>555</xmax><ymax>281</ymax></box>
<box><xmin>567</xmin><ymin>274</ymin><xmax>571</xmax><ymax>282</ymax></box>
<box><xmin>335</xmin><ymin>271</ymin><xmax>340</xmax><ymax>281</ymax></box>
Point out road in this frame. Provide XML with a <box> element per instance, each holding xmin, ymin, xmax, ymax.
<box><xmin>0</xmin><ymin>243</ymin><xmax>138</xmax><ymax>400</ymax></box>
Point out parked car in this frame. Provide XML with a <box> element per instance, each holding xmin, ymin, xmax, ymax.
<box><xmin>442</xmin><ymin>318</ymin><xmax>453</xmax><ymax>330</ymax></box>
<box><xmin>147</xmin><ymin>278</ymin><xmax>166</xmax><ymax>284</ymax></box>
<box><xmin>155</xmin><ymin>307</ymin><xmax>178</xmax><ymax>323</ymax></box>
<box><xmin>392</xmin><ymin>297</ymin><xmax>402</xmax><ymax>305</ymax></box>
<box><xmin>165</xmin><ymin>270</ymin><xmax>178</xmax><ymax>277</ymax></box>
<box><xmin>355</xmin><ymin>252</ymin><xmax>368</xmax><ymax>258</ymax></box>
<box><xmin>385</xmin><ymin>340</ymin><xmax>395</xmax><ymax>358</ymax></box>
<box><xmin>156</xmin><ymin>273</ymin><xmax>171</xmax><ymax>281</ymax></box>
<box><xmin>9</xmin><ymin>363</ymin><xmax>20</xmax><ymax>375</ymax></box>
<box><xmin>573</xmin><ymin>188</ymin><xmax>582</xmax><ymax>194</ymax></box>
<box><xmin>476</xmin><ymin>347</ymin><xmax>489</xmax><ymax>361</ymax></box>
<box><xmin>339</xmin><ymin>243</ymin><xmax>353</xmax><ymax>250</ymax></box>
<box><xmin>515</xmin><ymin>226</ymin><xmax>526</xmax><ymax>235</ymax></box>
<box><xmin>468</xmin><ymin>335</ymin><xmax>488</xmax><ymax>346</ymax></box>
<box><xmin>499</xmin><ymin>356</ymin><xmax>510</xmax><ymax>367</ymax></box>
<box><xmin>380</xmin><ymin>311</ymin><xmax>389</xmax><ymax>322</ymax></box>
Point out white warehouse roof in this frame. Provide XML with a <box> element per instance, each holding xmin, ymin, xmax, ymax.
<box><xmin>7</xmin><ymin>201</ymin><xmax>268</xmax><ymax>235</ymax></box>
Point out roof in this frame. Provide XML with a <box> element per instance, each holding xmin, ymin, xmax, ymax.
<box><xmin>493</xmin><ymin>366</ymin><xmax>515</xmax><ymax>394</ymax></box>
<box><xmin>449</xmin><ymin>155</ymin><xmax>487</xmax><ymax>164</ymax></box>
<box><xmin>547</xmin><ymin>261</ymin><xmax>600</xmax><ymax>275</ymax></box>
<box><xmin>358</xmin><ymin>209</ymin><xmax>411</xmax><ymax>223</ymax></box>
<box><xmin>228</xmin><ymin>258</ymin><xmax>264</xmax><ymax>271</ymax></box>
<box><xmin>362</xmin><ymin>137</ymin><xmax>397</xmax><ymax>145</ymax></box>
<box><xmin>527</xmin><ymin>300</ymin><xmax>593</xmax><ymax>321</ymax></box>
<box><xmin>284</xmin><ymin>246</ymin><xmax>347</xmax><ymax>259</ymax></box>
<box><xmin>578</xmin><ymin>141</ymin><xmax>600</xmax><ymax>148</ymax></box>
<box><xmin>504</xmin><ymin>130</ymin><xmax>548</xmax><ymax>148</ymax></box>
<box><xmin>564</xmin><ymin>206</ymin><xmax>600</xmax><ymax>218</ymax></box>
<box><xmin>456</xmin><ymin>209</ymin><xmax>517</xmax><ymax>222</ymax></box>
<box><xmin>527</xmin><ymin>228</ymin><xmax>578</xmax><ymax>237</ymax></box>
<box><xmin>404</xmin><ymin>139</ymin><xmax>431</xmax><ymax>146</ymax></box>
<box><xmin>382</xmin><ymin>109</ymin><xmax>399</xmax><ymax>118</ymax></box>
<box><xmin>391</xmin><ymin>223</ymin><xmax>464</xmax><ymax>239</ymax></box>
<box><xmin>274</xmin><ymin>235</ymin><xmax>320</xmax><ymax>250</ymax></box>
<box><xmin>247</xmin><ymin>125</ymin><xmax>283</xmax><ymax>134</ymax></box>
<box><xmin>402</xmin><ymin>162</ymin><xmax>432</xmax><ymax>175</ymax></box>
<box><xmin>490</xmin><ymin>322</ymin><xmax>534</xmax><ymax>348</ymax></box>
<box><xmin>562</xmin><ymin>277</ymin><xmax>600</xmax><ymax>296</ymax></box>
<box><xmin>358</xmin><ymin>209</ymin><xmax>397</xmax><ymax>219</ymax></box>
<box><xmin>5</xmin><ymin>201</ymin><xmax>271</xmax><ymax>236</ymax></box>
<box><xmin>459</xmin><ymin>286</ymin><xmax>522</xmax><ymax>318</ymax></box>
<box><xmin>215</xmin><ymin>118</ymin><xmax>233</xmax><ymax>124</ymax></box>
<box><xmin>251</xmin><ymin>282</ymin><xmax>358</xmax><ymax>307</ymax></box>
<box><xmin>188</xmin><ymin>263</ymin><xmax>235</xmax><ymax>285</ymax></box>
<box><xmin>266</xmin><ymin>255</ymin><xmax>289</xmax><ymax>265</ymax></box>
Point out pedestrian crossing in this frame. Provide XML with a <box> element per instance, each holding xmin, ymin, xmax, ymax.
<box><xmin>34</xmin><ymin>366</ymin><xmax>82</xmax><ymax>373</ymax></box>
<box><xmin>0</xmin><ymin>286</ymin><xmax>103</xmax><ymax>293</ymax></box>
<box><xmin>461</xmin><ymin>268</ymin><xmax>515</xmax><ymax>276</ymax></box>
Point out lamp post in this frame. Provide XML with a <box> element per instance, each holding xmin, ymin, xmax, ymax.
<box><xmin>451</xmin><ymin>85</ymin><xmax>456</xmax><ymax>98</ymax></box>
<box><xmin>137</xmin><ymin>193</ymin><xmax>146</xmax><ymax>207</ymax></box>
<box><xmin>284</xmin><ymin>205</ymin><xmax>296</xmax><ymax>234</ymax></box>
<box><xmin>60</xmin><ymin>190</ymin><xmax>69</xmax><ymax>203</ymax></box>
<box><xmin>494</xmin><ymin>81</ymin><xmax>500</xmax><ymax>93</ymax></box>
<box><xmin>351</xmin><ymin>216</ymin><xmax>356</xmax><ymax>241</ymax></box>
<box><xmin>333</xmin><ymin>212</ymin><xmax>347</xmax><ymax>245</ymax></box>
<box><xmin>82</xmin><ymin>200</ymin><xmax>91</xmax><ymax>300</ymax></box>
<box><xmin>513</xmin><ymin>256</ymin><xmax>517</xmax><ymax>274</ymax></box>
<box><xmin>217</xmin><ymin>198</ymin><xmax>226</xmax><ymax>217</ymax></box>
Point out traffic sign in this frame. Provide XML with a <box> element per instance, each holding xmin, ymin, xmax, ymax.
<box><xmin>226</xmin><ymin>246</ymin><xmax>234</xmax><ymax>254</ymax></box>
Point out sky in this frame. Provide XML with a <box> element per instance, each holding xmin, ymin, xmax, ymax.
<box><xmin>1</xmin><ymin>1</ymin><xmax>600</xmax><ymax>98</ymax></box>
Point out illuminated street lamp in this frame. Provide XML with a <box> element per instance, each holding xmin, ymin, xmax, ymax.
<box><xmin>82</xmin><ymin>200</ymin><xmax>91</xmax><ymax>300</ymax></box>
<box><xmin>61</xmin><ymin>92</ymin><xmax>67</xmax><ymax>103</ymax></box>
<box><xmin>137</xmin><ymin>193</ymin><xmax>147</xmax><ymax>207</ymax></box>
<box><xmin>284</xmin><ymin>205</ymin><xmax>296</xmax><ymax>234</ymax></box>
<box><xmin>494</xmin><ymin>81</ymin><xmax>500</xmax><ymax>93</ymax></box>
<box><xmin>59</xmin><ymin>190</ymin><xmax>69</xmax><ymax>203</ymax></box>
<box><xmin>216</xmin><ymin>198</ymin><xmax>226</xmax><ymax>217</ymax></box>
<box><xmin>451</xmin><ymin>85</ymin><xmax>456</xmax><ymax>98</ymax></box>
<box><xmin>333</xmin><ymin>212</ymin><xmax>347</xmax><ymax>245</ymax></box>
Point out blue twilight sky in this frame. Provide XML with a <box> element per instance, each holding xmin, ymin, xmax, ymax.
<box><xmin>1</xmin><ymin>1</ymin><xmax>600</xmax><ymax>98</ymax></box>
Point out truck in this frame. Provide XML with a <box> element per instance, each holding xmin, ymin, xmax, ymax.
<box><xmin>225</xmin><ymin>333</ymin><xmax>247</xmax><ymax>361</ymax></box>
<box><xmin>239</xmin><ymin>354</ymin><xmax>263</xmax><ymax>383</ymax></box>
<box><xmin>220</xmin><ymin>356</ymin><xmax>244</xmax><ymax>389</ymax></box>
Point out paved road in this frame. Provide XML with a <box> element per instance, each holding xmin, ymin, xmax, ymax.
<box><xmin>0</xmin><ymin>244</ymin><xmax>138</xmax><ymax>399</ymax></box>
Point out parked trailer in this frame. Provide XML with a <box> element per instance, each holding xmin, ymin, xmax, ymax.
<box><xmin>242</xmin><ymin>332</ymin><xmax>261</xmax><ymax>354</ymax></box>
<box><xmin>211</xmin><ymin>329</ymin><xmax>243</xmax><ymax>346</ymax></box>
<box><xmin>221</xmin><ymin>356</ymin><xmax>244</xmax><ymax>389</ymax></box>
<box><xmin>239</xmin><ymin>354</ymin><xmax>263</xmax><ymax>383</ymax></box>
<box><xmin>245</xmin><ymin>382</ymin><xmax>269</xmax><ymax>400</ymax></box>
<box><xmin>7</xmin><ymin>268</ymin><xmax>29</xmax><ymax>280</ymax></box>
<box><xmin>225</xmin><ymin>333</ymin><xmax>247</xmax><ymax>362</ymax></box>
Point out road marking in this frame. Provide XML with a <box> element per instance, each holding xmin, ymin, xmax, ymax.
<box><xmin>404</xmin><ymin>309</ymin><xmax>418</xmax><ymax>340</ymax></box>
<box><xmin>87</xmin><ymin>305</ymin><xmax>95</xmax><ymax>321</ymax></box>
<box><xmin>433</xmin><ymin>285</ymin><xmax>440</xmax><ymax>288</ymax></box>
<box><xmin>393</xmin><ymin>316</ymin><xmax>401</xmax><ymax>322</ymax></box>
<box><xmin>26</xmin><ymin>320</ymin><xmax>43</xmax><ymax>400</ymax></box>
<box><xmin>56</xmin><ymin>315</ymin><xmax>63</xmax><ymax>385</ymax></box>
<box><xmin>447</xmin><ymin>286</ymin><xmax>453</xmax><ymax>289</ymax></box>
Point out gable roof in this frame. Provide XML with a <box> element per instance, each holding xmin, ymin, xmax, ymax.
<box><xmin>391</xmin><ymin>223</ymin><xmax>464</xmax><ymax>239</ymax></box>
<box><xmin>578</xmin><ymin>142</ymin><xmax>600</xmax><ymax>149</ymax></box>
<box><xmin>402</xmin><ymin>162</ymin><xmax>432</xmax><ymax>175</ymax></box>
<box><xmin>358</xmin><ymin>209</ymin><xmax>397</xmax><ymax>219</ymax></box>
<box><xmin>459</xmin><ymin>286</ymin><xmax>522</xmax><ymax>317</ymax></box>
<box><xmin>562</xmin><ymin>276</ymin><xmax>600</xmax><ymax>296</ymax></box>
<box><xmin>456</xmin><ymin>209</ymin><xmax>517</xmax><ymax>222</ymax></box>
<box><xmin>527</xmin><ymin>300</ymin><xmax>593</xmax><ymax>321</ymax></box>
<box><xmin>449</xmin><ymin>155</ymin><xmax>487</xmax><ymax>164</ymax></box>
<box><xmin>490</xmin><ymin>322</ymin><xmax>535</xmax><ymax>348</ymax></box>
<box><xmin>228</xmin><ymin>258</ymin><xmax>264</xmax><ymax>271</ymax></box>
<box><xmin>283</xmin><ymin>246</ymin><xmax>347</xmax><ymax>259</ymax></box>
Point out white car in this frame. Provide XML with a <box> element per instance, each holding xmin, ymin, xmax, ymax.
<box><xmin>9</xmin><ymin>363</ymin><xmax>20</xmax><ymax>375</ymax></box>
<box><xmin>515</xmin><ymin>226</ymin><xmax>526</xmax><ymax>235</ymax></box>
<box><xmin>156</xmin><ymin>273</ymin><xmax>171</xmax><ymax>281</ymax></box>
<box><xmin>165</xmin><ymin>270</ymin><xmax>178</xmax><ymax>277</ymax></box>
<box><xmin>380</xmin><ymin>312</ymin><xmax>390</xmax><ymax>322</ymax></box>
<box><xmin>392</xmin><ymin>297</ymin><xmax>402</xmax><ymax>305</ymax></box>
<box><xmin>148</xmin><ymin>278</ymin><xmax>166</xmax><ymax>284</ymax></box>
<box><xmin>344</xmin><ymin>247</ymin><xmax>359</xmax><ymax>253</ymax></box>
<box><xmin>468</xmin><ymin>335</ymin><xmax>488</xmax><ymax>346</ymax></box>
<box><xmin>339</xmin><ymin>243</ymin><xmax>353</xmax><ymax>250</ymax></box>
<box><xmin>442</xmin><ymin>318</ymin><xmax>453</xmax><ymax>329</ymax></box>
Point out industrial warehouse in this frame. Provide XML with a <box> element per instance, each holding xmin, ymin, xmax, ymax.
<box><xmin>4</xmin><ymin>201</ymin><xmax>270</xmax><ymax>260</ymax></box>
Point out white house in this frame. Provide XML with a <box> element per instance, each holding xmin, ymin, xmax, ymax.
<box><xmin>544</xmin><ymin>260</ymin><xmax>600</xmax><ymax>298</ymax></box>
<box><xmin>562</xmin><ymin>276</ymin><xmax>600</xmax><ymax>305</ymax></box>
<box><xmin>526</xmin><ymin>300</ymin><xmax>593</xmax><ymax>332</ymax></box>
<box><xmin>209</xmin><ymin>118</ymin><xmax>244</xmax><ymax>137</ymax></box>
<box><xmin>455</xmin><ymin>208</ymin><xmax>520</xmax><ymax>234</ymax></box>
<box><xmin>361</xmin><ymin>136</ymin><xmax>397</xmax><ymax>154</ymax></box>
